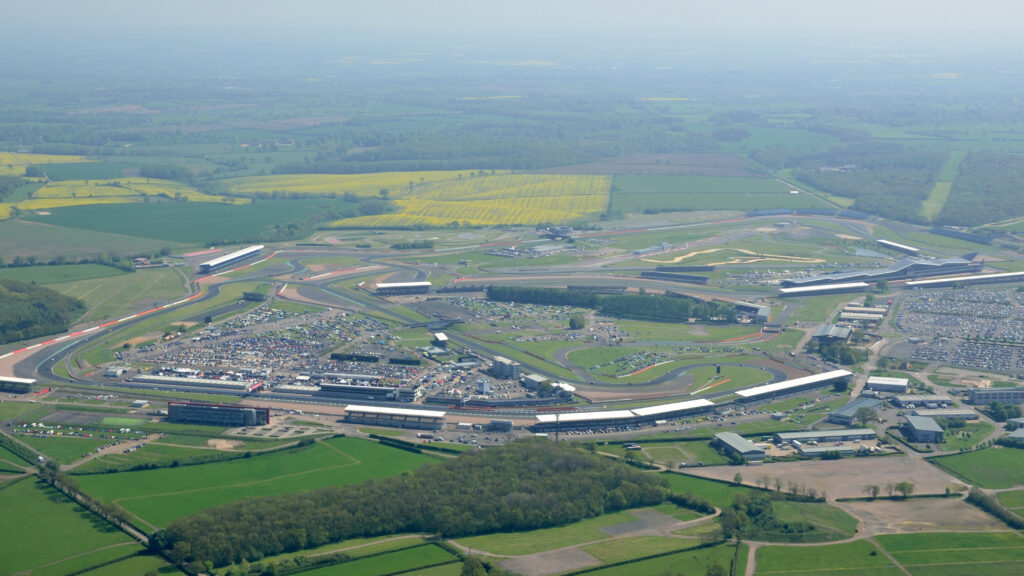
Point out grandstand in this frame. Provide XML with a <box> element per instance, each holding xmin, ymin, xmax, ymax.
<box><xmin>735</xmin><ymin>370</ymin><xmax>852</xmax><ymax>402</ymax></box>
<box><xmin>904</xmin><ymin>271</ymin><xmax>1024</xmax><ymax>289</ymax></box>
<box><xmin>198</xmin><ymin>245</ymin><xmax>264</xmax><ymax>273</ymax></box>
<box><xmin>779</xmin><ymin>282</ymin><xmax>869</xmax><ymax>297</ymax></box>
<box><xmin>374</xmin><ymin>281</ymin><xmax>432</xmax><ymax>295</ymax></box>
<box><xmin>781</xmin><ymin>257</ymin><xmax>978</xmax><ymax>288</ymax></box>
<box><xmin>343</xmin><ymin>404</ymin><xmax>446</xmax><ymax>430</ymax></box>
<box><xmin>0</xmin><ymin>375</ymin><xmax>35</xmax><ymax>393</ymax></box>
<box><xmin>168</xmin><ymin>402</ymin><xmax>270</xmax><ymax>427</ymax></box>
<box><xmin>132</xmin><ymin>374</ymin><xmax>262</xmax><ymax>392</ymax></box>
<box><xmin>877</xmin><ymin>239</ymin><xmax>920</xmax><ymax>255</ymax></box>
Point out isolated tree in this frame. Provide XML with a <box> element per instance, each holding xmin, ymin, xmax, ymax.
<box><xmin>895</xmin><ymin>482</ymin><xmax>915</xmax><ymax>498</ymax></box>
<box><xmin>886</xmin><ymin>483</ymin><xmax>895</xmax><ymax>497</ymax></box>
<box><xmin>759</xmin><ymin>475</ymin><xmax>771</xmax><ymax>490</ymax></box>
<box><xmin>774</xmin><ymin>477</ymin><xmax>783</xmax><ymax>492</ymax></box>
<box><xmin>733</xmin><ymin>472</ymin><xmax>743</xmax><ymax>485</ymax></box>
<box><xmin>854</xmin><ymin>407</ymin><xmax>878</xmax><ymax>427</ymax></box>
<box><xmin>569</xmin><ymin>315</ymin><xmax>586</xmax><ymax>330</ymax></box>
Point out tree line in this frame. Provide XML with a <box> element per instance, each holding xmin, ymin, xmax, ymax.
<box><xmin>486</xmin><ymin>286</ymin><xmax>737</xmax><ymax>323</ymax></box>
<box><xmin>0</xmin><ymin>279</ymin><xmax>85</xmax><ymax>345</ymax></box>
<box><xmin>150</xmin><ymin>439</ymin><xmax>668</xmax><ymax>571</ymax></box>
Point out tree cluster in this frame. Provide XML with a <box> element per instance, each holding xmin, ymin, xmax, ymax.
<box><xmin>718</xmin><ymin>492</ymin><xmax>816</xmax><ymax>541</ymax></box>
<box><xmin>984</xmin><ymin>401</ymin><xmax>1023</xmax><ymax>422</ymax></box>
<box><xmin>966</xmin><ymin>487</ymin><xmax>1024</xmax><ymax>529</ymax></box>
<box><xmin>937</xmin><ymin>153</ymin><xmax>1024</xmax><ymax>226</ymax></box>
<box><xmin>151</xmin><ymin>439</ymin><xmax>666</xmax><ymax>569</ymax></box>
<box><xmin>486</xmin><ymin>286</ymin><xmax>736</xmax><ymax>324</ymax></box>
<box><xmin>0</xmin><ymin>175</ymin><xmax>27</xmax><ymax>201</ymax></box>
<box><xmin>0</xmin><ymin>279</ymin><xmax>85</xmax><ymax>345</ymax></box>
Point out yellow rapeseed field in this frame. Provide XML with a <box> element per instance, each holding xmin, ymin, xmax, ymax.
<box><xmin>0</xmin><ymin>152</ymin><xmax>91</xmax><ymax>176</ymax></box>
<box><xmin>327</xmin><ymin>173</ymin><xmax>610</xmax><ymax>228</ymax></box>
<box><xmin>16</xmin><ymin>178</ymin><xmax>248</xmax><ymax>212</ymax></box>
<box><xmin>225</xmin><ymin>171</ymin><xmax>500</xmax><ymax>198</ymax></box>
<box><xmin>0</xmin><ymin>203</ymin><xmax>12</xmax><ymax>219</ymax></box>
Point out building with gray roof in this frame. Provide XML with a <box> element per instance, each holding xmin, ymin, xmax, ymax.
<box><xmin>781</xmin><ymin>257</ymin><xmax>979</xmax><ymax>288</ymax></box>
<box><xmin>904</xmin><ymin>416</ymin><xmax>943</xmax><ymax>443</ymax></box>
<box><xmin>774</xmin><ymin>429</ymin><xmax>877</xmax><ymax>444</ymax></box>
<box><xmin>713</xmin><ymin>432</ymin><xmax>766</xmax><ymax>461</ymax></box>
<box><xmin>827</xmin><ymin>397</ymin><xmax>883</xmax><ymax>426</ymax></box>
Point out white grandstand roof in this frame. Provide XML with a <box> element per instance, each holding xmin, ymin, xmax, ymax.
<box><xmin>434</xmin><ymin>332</ymin><xmax>448</xmax><ymax>342</ymax></box>
<box><xmin>736</xmin><ymin>370</ymin><xmax>852</xmax><ymax>398</ymax></box>
<box><xmin>878</xmin><ymin>239</ymin><xmax>919</xmax><ymax>253</ymax></box>
<box><xmin>867</xmin><ymin>376</ymin><xmax>908</xmax><ymax>386</ymax></box>
<box><xmin>632</xmin><ymin>399</ymin><xmax>715</xmax><ymax>417</ymax></box>
<box><xmin>200</xmin><ymin>245</ymin><xmax>264</xmax><ymax>268</ymax></box>
<box><xmin>0</xmin><ymin>376</ymin><xmax>36</xmax><ymax>384</ymax></box>
<box><xmin>905</xmin><ymin>271</ymin><xmax>1024</xmax><ymax>287</ymax></box>
<box><xmin>535</xmin><ymin>410</ymin><xmax>635</xmax><ymax>423</ymax></box>
<box><xmin>779</xmin><ymin>282</ymin><xmax>869</xmax><ymax>295</ymax></box>
<box><xmin>839</xmin><ymin>312</ymin><xmax>884</xmax><ymax>320</ymax></box>
<box><xmin>344</xmin><ymin>404</ymin><xmax>446</xmax><ymax>418</ymax></box>
<box><xmin>376</xmin><ymin>281</ymin><xmax>433</xmax><ymax>289</ymax></box>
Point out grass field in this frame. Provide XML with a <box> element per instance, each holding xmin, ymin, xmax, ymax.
<box><xmin>996</xmin><ymin>489</ymin><xmax>1024</xmax><ymax>512</ymax></box>
<box><xmin>74</xmin><ymin>437</ymin><xmax>440</xmax><ymax>529</ymax></box>
<box><xmin>18</xmin><ymin>435</ymin><xmax>114</xmax><ymax>464</ymax></box>
<box><xmin>328</xmin><ymin>173</ymin><xmax>610</xmax><ymax>228</ymax></box>
<box><xmin>226</xmin><ymin>170</ymin><xmax>482</xmax><ymax>197</ymax></box>
<box><xmin>0</xmin><ymin>263</ymin><xmax>128</xmax><ymax>284</ymax></box>
<box><xmin>50</xmin><ymin>266</ymin><xmax>186</xmax><ymax>322</ymax></box>
<box><xmin>572</xmin><ymin>542</ymin><xmax>736</xmax><ymax>576</ymax></box>
<box><xmin>580</xmin><ymin>536</ymin><xmax>700</xmax><ymax>564</ymax></box>
<box><xmin>292</xmin><ymin>543</ymin><xmax>458</xmax><ymax>576</ymax></box>
<box><xmin>0</xmin><ymin>219</ymin><xmax>178</xmax><ymax>261</ymax></box>
<box><xmin>24</xmin><ymin>198</ymin><xmax>364</xmax><ymax>244</ymax></box>
<box><xmin>661</xmin><ymin>472</ymin><xmax>757</xmax><ymax>508</ymax></box>
<box><xmin>771</xmin><ymin>500</ymin><xmax>858</xmax><ymax>542</ymax></box>
<box><xmin>875</xmin><ymin>532</ymin><xmax>1024</xmax><ymax>576</ymax></box>
<box><xmin>455</xmin><ymin>509</ymin><xmax>639</xmax><ymax>555</ymax></box>
<box><xmin>755</xmin><ymin>539</ymin><xmax>895</xmax><ymax>575</ymax></box>
<box><xmin>937</xmin><ymin>421</ymin><xmax>994</xmax><ymax>451</ymax></box>
<box><xmin>610</xmin><ymin>174</ymin><xmax>831</xmax><ymax>213</ymax></box>
<box><xmin>790</xmin><ymin>293</ymin><xmax>859</xmax><ymax>322</ymax></box>
<box><xmin>0</xmin><ymin>479</ymin><xmax>143</xmax><ymax>576</ymax></box>
<box><xmin>929</xmin><ymin>447</ymin><xmax>1024</xmax><ymax>489</ymax></box>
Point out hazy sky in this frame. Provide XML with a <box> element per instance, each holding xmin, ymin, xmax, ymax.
<box><xmin>8</xmin><ymin>0</ymin><xmax>1024</xmax><ymax>36</ymax></box>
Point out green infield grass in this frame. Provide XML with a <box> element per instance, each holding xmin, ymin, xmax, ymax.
<box><xmin>0</xmin><ymin>479</ymin><xmax>141</xmax><ymax>576</ymax></box>
<box><xmin>51</xmin><ymin>266</ymin><xmax>187</xmax><ymax>323</ymax></box>
<box><xmin>929</xmin><ymin>447</ymin><xmax>1024</xmax><ymax>489</ymax></box>
<box><xmin>996</xmin><ymin>489</ymin><xmax>1024</xmax><ymax>511</ymax></box>
<box><xmin>99</xmin><ymin>417</ymin><xmax>147</xmax><ymax>427</ymax></box>
<box><xmin>74</xmin><ymin>436</ymin><xmax>441</xmax><ymax>529</ymax></box>
<box><xmin>755</xmin><ymin>539</ymin><xmax>894</xmax><ymax>575</ymax></box>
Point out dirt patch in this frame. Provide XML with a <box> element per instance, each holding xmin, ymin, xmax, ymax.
<box><xmin>838</xmin><ymin>498</ymin><xmax>1007</xmax><ymax>534</ymax></box>
<box><xmin>836</xmin><ymin>233</ymin><xmax>861</xmax><ymax>240</ymax></box>
<box><xmin>681</xmin><ymin>456</ymin><xmax>964</xmax><ymax>500</ymax></box>
<box><xmin>170</xmin><ymin>322</ymin><xmax>198</xmax><ymax>328</ymax></box>
<box><xmin>499</xmin><ymin>548</ymin><xmax>601</xmax><ymax>576</ymax></box>
<box><xmin>600</xmin><ymin>508</ymin><xmax>681</xmax><ymax>536</ymax></box>
<box><xmin>207</xmin><ymin>439</ymin><xmax>243</xmax><ymax>450</ymax></box>
<box><xmin>119</xmin><ymin>333</ymin><xmax>162</xmax><ymax>348</ymax></box>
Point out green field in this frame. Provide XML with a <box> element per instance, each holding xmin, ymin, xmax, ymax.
<box><xmin>51</xmin><ymin>266</ymin><xmax>187</xmax><ymax>323</ymax></box>
<box><xmin>0</xmin><ymin>219</ymin><xmax>178</xmax><ymax>260</ymax></box>
<box><xmin>455</xmin><ymin>509</ymin><xmax>638</xmax><ymax>555</ymax></box>
<box><xmin>771</xmin><ymin>500</ymin><xmax>859</xmax><ymax>542</ymax></box>
<box><xmin>18</xmin><ymin>435</ymin><xmax>114</xmax><ymax>464</ymax></box>
<box><xmin>99</xmin><ymin>417</ymin><xmax>147</xmax><ymax>427</ymax></box>
<box><xmin>24</xmin><ymin>198</ymin><xmax>363</xmax><ymax>244</ymax></box>
<box><xmin>790</xmin><ymin>293</ymin><xmax>860</xmax><ymax>322</ymax></box>
<box><xmin>937</xmin><ymin>421</ymin><xmax>995</xmax><ymax>452</ymax></box>
<box><xmin>0</xmin><ymin>263</ymin><xmax>128</xmax><ymax>284</ymax></box>
<box><xmin>930</xmin><ymin>447</ymin><xmax>1024</xmax><ymax>489</ymax></box>
<box><xmin>74</xmin><ymin>437</ymin><xmax>440</xmax><ymax>529</ymax></box>
<box><xmin>0</xmin><ymin>479</ymin><xmax>142</xmax><ymax>576</ymax></box>
<box><xmin>610</xmin><ymin>175</ymin><xmax>830</xmax><ymax>213</ymax></box>
<box><xmin>996</xmin><ymin>489</ymin><xmax>1024</xmax><ymax>511</ymax></box>
<box><xmin>572</xmin><ymin>542</ymin><xmax>736</xmax><ymax>576</ymax></box>
<box><xmin>580</xmin><ymin>536</ymin><xmax>700</xmax><ymax>564</ymax></box>
<box><xmin>661</xmin><ymin>472</ymin><xmax>758</xmax><ymax>508</ymax></box>
<box><xmin>875</xmin><ymin>532</ymin><xmax>1024</xmax><ymax>576</ymax></box>
<box><xmin>756</xmin><ymin>539</ymin><xmax>895</xmax><ymax>575</ymax></box>
<box><xmin>290</xmin><ymin>544</ymin><xmax>458</xmax><ymax>576</ymax></box>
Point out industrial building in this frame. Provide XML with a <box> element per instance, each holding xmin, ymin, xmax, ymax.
<box><xmin>168</xmin><ymin>402</ymin><xmax>270</xmax><ymax>427</ymax></box>
<box><xmin>903</xmin><ymin>416</ymin><xmax>944</xmax><ymax>443</ymax></box>
<box><xmin>735</xmin><ymin>370</ymin><xmax>852</xmax><ymax>403</ymax></box>
<box><xmin>343</xmin><ymin>405</ymin><xmax>446</xmax><ymax>430</ymax></box>
<box><xmin>911</xmin><ymin>408</ymin><xmax>978</xmax><ymax>420</ymax></box>
<box><xmin>198</xmin><ymin>245</ymin><xmax>264</xmax><ymax>273</ymax></box>
<box><xmin>491</xmin><ymin>356</ymin><xmax>521</xmax><ymax>379</ymax></box>
<box><xmin>968</xmin><ymin>387</ymin><xmax>1024</xmax><ymax>405</ymax></box>
<box><xmin>774</xmin><ymin>429</ymin><xmax>877</xmax><ymax>444</ymax></box>
<box><xmin>812</xmin><ymin>324</ymin><xmax>852</xmax><ymax>342</ymax></box>
<box><xmin>781</xmin><ymin>257</ymin><xmax>978</xmax><ymax>288</ymax></box>
<box><xmin>374</xmin><ymin>281</ymin><xmax>432</xmax><ymax>295</ymax></box>
<box><xmin>865</xmin><ymin>376</ymin><xmax>909</xmax><ymax>394</ymax></box>
<box><xmin>827</xmin><ymin>397</ymin><xmax>884</xmax><ymax>426</ymax></box>
<box><xmin>893</xmin><ymin>394</ymin><xmax>953</xmax><ymax>408</ymax></box>
<box><xmin>133</xmin><ymin>374</ymin><xmax>262</xmax><ymax>393</ymax></box>
<box><xmin>713</xmin><ymin>432</ymin><xmax>765</xmax><ymax>461</ymax></box>
<box><xmin>797</xmin><ymin>445</ymin><xmax>858</xmax><ymax>457</ymax></box>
